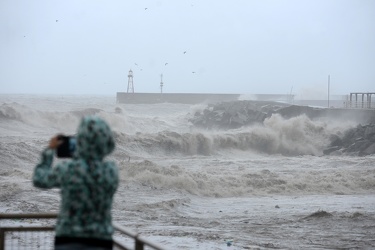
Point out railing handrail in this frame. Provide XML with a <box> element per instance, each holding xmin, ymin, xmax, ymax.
<box><xmin>0</xmin><ymin>213</ymin><xmax>58</xmax><ymax>219</ymax></box>
<box><xmin>344</xmin><ymin>100</ymin><xmax>375</xmax><ymax>109</ymax></box>
<box><xmin>113</xmin><ymin>223</ymin><xmax>165</xmax><ymax>250</ymax></box>
<box><xmin>0</xmin><ymin>213</ymin><xmax>166</xmax><ymax>250</ymax></box>
<box><xmin>0</xmin><ymin>226</ymin><xmax>55</xmax><ymax>231</ymax></box>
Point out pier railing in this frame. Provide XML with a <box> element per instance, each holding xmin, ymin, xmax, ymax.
<box><xmin>344</xmin><ymin>101</ymin><xmax>375</xmax><ymax>109</ymax></box>
<box><xmin>0</xmin><ymin>213</ymin><xmax>165</xmax><ymax>250</ymax></box>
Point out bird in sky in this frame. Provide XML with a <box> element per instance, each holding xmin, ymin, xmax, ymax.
<box><xmin>165</xmin><ymin>63</ymin><xmax>168</xmax><ymax>66</ymax></box>
<box><xmin>183</xmin><ymin>51</ymin><xmax>187</xmax><ymax>54</ymax></box>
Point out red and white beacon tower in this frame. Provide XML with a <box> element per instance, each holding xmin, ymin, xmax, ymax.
<box><xmin>127</xmin><ymin>69</ymin><xmax>134</xmax><ymax>93</ymax></box>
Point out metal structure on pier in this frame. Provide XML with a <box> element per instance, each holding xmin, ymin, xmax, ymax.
<box><xmin>345</xmin><ymin>92</ymin><xmax>375</xmax><ymax>109</ymax></box>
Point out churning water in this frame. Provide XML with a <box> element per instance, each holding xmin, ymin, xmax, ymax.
<box><xmin>1</xmin><ymin>94</ymin><xmax>374</xmax><ymax>249</ymax></box>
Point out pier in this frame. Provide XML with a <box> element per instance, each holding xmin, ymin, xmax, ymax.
<box><xmin>116</xmin><ymin>92</ymin><xmax>240</xmax><ymax>104</ymax></box>
<box><xmin>116</xmin><ymin>92</ymin><xmax>294</xmax><ymax>104</ymax></box>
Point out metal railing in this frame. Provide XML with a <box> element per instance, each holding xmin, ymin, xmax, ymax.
<box><xmin>0</xmin><ymin>214</ymin><xmax>165</xmax><ymax>250</ymax></box>
<box><xmin>344</xmin><ymin>101</ymin><xmax>375</xmax><ymax>109</ymax></box>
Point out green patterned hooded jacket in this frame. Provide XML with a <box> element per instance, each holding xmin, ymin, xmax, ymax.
<box><xmin>33</xmin><ymin>116</ymin><xmax>119</xmax><ymax>240</ymax></box>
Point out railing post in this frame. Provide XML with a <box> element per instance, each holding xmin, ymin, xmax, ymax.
<box><xmin>135</xmin><ymin>236</ymin><xmax>144</xmax><ymax>250</ymax></box>
<box><xmin>0</xmin><ymin>228</ymin><xmax>5</xmax><ymax>250</ymax></box>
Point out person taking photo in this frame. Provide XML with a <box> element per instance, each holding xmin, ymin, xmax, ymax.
<box><xmin>33</xmin><ymin>116</ymin><xmax>119</xmax><ymax>250</ymax></box>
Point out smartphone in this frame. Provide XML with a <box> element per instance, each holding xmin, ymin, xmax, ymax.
<box><xmin>56</xmin><ymin>135</ymin><xmax>76</xmax><ymax>158</ymax></box>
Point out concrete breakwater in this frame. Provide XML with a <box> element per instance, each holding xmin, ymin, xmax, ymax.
<box><xmin>116</xmin><ymin>92</ymin><xmax>241</xmax><ymax>104</ymax></box>
<box><xmin>116</xmin><ymin>92</ymin><xmax>295</xmax><ymax>104</ymax></box>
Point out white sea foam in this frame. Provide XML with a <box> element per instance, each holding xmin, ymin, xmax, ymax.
<box><xmin>1</xmin><ymin>94</ymin><xmax>374</xmax><ymax>249</ymax></box>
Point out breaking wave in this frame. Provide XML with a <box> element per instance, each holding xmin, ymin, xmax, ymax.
<box><xmin>117</xmin><ymin>158</ymin><xmax>375</xmax><ymax>197</ymax></box>
<box><xmin>1</xmin><ymin>101</ymin><xmax>355</xmax><ymax>157</ymax></box>
<box><xmin>115</xmin><ymin>114</ymin><xmax>345</xmax><ymax>157</ymax></box>
<box><xmin>0</xmin><ymin>102</ymin><xmax>106</xmax><ymax>133</ymax></box>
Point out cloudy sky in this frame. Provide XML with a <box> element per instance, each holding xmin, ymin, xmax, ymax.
<box><xmin>1</xmin><ymin>0</ymin><xmax>374</xmax><ymax>98</ymax></box>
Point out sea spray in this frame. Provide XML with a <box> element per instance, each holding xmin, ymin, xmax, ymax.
<box><xmin>115</xmin><ymin>114</ymin><xmax>331</xmax><ymax>157</ymax></box>
<box><xmin>2</xmin><ymin>95</ymin><xmax>375</xmax><ymax>249</ymax></box>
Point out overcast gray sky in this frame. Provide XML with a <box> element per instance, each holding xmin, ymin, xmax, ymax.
<box><xmin>1</xmin><ymin>0</ymin><xmax>374</xmax><ymax>98</ymax></box>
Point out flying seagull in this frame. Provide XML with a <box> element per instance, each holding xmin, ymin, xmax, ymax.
<box><xmin>165</xmin><ymin>63</ymin><xmax>168</xmax><ymax>66</ymax></box>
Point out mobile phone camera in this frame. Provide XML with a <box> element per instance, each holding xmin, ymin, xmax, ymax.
<box><xmin>56</xmin><ymin>135</ymin><xmax>76</xmax><ymax>158</ymax></box>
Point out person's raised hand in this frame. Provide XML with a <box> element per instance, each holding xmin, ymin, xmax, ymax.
<box><xmin>49</xmin><ymin>135</ymin><xmax>63</xmax><ymax>149</ymax></box>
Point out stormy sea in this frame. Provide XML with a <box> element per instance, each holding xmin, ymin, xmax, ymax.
<box><xmin>0</xmin><ymin>94</ymin><xmax>374</xmax><ymax>249</ymax></box>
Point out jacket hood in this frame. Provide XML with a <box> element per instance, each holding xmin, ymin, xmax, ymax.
<box><xmin>75</xmin><ymin>116</ymin><xmax>115</xmax><ymax>160</ymax></box>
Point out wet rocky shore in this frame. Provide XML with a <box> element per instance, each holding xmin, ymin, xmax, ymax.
<box><xmin>189</xmin><ymin>100</ymin><xmax>375</xmax><ymax>156</ymax></box>
<box><xmin>324</xmin><ymin>123</ymin><xmax>375</xmax><ymax>156</ymax></box>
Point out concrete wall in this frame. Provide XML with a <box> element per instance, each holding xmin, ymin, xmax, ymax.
<box><xmin>116</xmin><ymin>92</ymin><xmax>241</xmax><ymax>104</ymax></box>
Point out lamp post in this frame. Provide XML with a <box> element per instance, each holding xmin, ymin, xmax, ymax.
<box><xmin>328</xmin><ymin>75</ymin><xmax>330</xmax><ymax>108</ymax></box>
